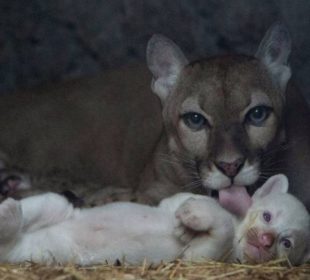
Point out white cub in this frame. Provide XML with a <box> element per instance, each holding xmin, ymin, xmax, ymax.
<box><xmin>175</xmin><ymin>174</ymin><xmax>310</xmax><ymax>265</ymax></box>
<box><xmin>0</xmin><ymin>175</ymin><xmax>308</xmax><ymax>265</ymax></box>
<box><xmin>0</xmin><ymin>192</ymin><xmax>233</xmax><ymax>265</ymax></box>
<box><xmin>233</xmin><ymin>175</ymin><xmax>310</xmax><ymax>264</ymax></box>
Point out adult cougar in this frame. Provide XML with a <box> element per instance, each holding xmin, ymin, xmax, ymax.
<box><xmin>0</xmin><ymin>24</ymin><xmax>310</xmax><ymax>209</ymax></box>
<box><xmin>136</xmin><ymin>23</ymin><xmax>310</xmax><ymax>209</ymax></box>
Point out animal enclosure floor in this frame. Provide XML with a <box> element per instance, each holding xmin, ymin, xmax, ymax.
<box><xmin>0</xmin><ymin>260</ymin><xmax>308</xmax><ymax>280</ymax></box>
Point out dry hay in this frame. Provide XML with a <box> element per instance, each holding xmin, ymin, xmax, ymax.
<box><xmin>0</xmin><ymin>260</ymin><xmax>308</xmax><ymax>280</ymax></box>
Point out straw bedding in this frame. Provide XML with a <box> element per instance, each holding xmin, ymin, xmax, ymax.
<box><xmin>0</xmin><ymin>260</ymin><xmax>308</xmax><ymax>280</ymax></box>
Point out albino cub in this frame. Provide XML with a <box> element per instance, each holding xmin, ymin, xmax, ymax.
<box><xmin>0</xmin><ymin>175</ymin><xmax>308</xmax><ymax>265</ymax></box>
<box><xmin>233</xmin><ymin>175</ymin><xmax>310</xmax><ymax>264</ymax></box>
<box><xmin>0</xmin><ymin>192</ymin><xmax>233</xmax><ymax>265</ymax></box>
<box><xmin>187</xmin><ymin>174</ymin><xmax>310</xmax><ymax>264</ymax></box>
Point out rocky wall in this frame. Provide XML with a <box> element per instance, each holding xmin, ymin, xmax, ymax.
<box><xmin>1</xmin><ymin>0</ymin><xmax>309</xmax><ymax>98</ymax></box>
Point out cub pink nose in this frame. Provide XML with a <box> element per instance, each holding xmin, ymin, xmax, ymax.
<box><xmin>215</xmin><ymin>158</ymin><xmax>245</xmax><ymax>177</ymax></box>
<box><xmin>259</xmin><ymin>232</ymin><xmax>275</xmax><ymax>248</ymax></box>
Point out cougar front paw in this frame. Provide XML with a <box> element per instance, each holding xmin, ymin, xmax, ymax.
<box><xmin>61</xmin><ymin>190</ymin><xmax>85</xmax><ymax>208</ymax></box>
<box><xmin>0</xmin><ymin>198</ymin><xmax>22</xmax><ymax>242</ymax></box>
<box><xmin>0</xmin><ymin>168</ymin><xmax>31</xmax><ymax>197</ymax></box>
<box><xmin>86</xmin><ymin>187</ymin><xmax>135</xmax><ymax>207</ymax></box>
<box><xmin>175</xmin><ymin>198</ymin><xmax>213</xmax><ymax>231</ymax></box>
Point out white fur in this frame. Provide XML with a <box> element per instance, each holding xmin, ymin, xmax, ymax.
<box><xmin>233</xmin><ymin>175</ymin><xmax>310</xmax><ymax>265</ymax></box>
<box><xmin>0</xmin><ymin>175</ymin><xmax>308</xmax><ymax>265</ymax></box>
<box><xmin>0</xmin><ymin>192</ymin><xmax>233</xmax><ymax>265</ymax></box>
<box><xmin>201</xmin><ymin>160</ymin><xmax>259</xmax><ymax>190</ymax></box>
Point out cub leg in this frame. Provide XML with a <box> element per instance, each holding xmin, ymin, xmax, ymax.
<box><xmin>0</xmin><ymin>198</ymin><xmax>23</xmax><ymax>244</ymax></box>
<box><xmin>175</xmin><ymin>197</ymin><xmax>234</xmax><ymax>261</ymax></box>
<box><xmin>20</xmin><ymin>192</ymin><xmax>75</xmax><ymax>233</ymax></box>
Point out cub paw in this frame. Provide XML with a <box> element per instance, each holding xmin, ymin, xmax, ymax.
<box><xmin>173</xmin><ymin>220</ymin><xmax>196</xmax><ymax>244</ymax></box>
<box><xmin>0</xmin><ymin>198</ymin><xmax>22</xmax><ymax>242</ymax></box>
<box><xmin>175</xmin><ymin>198</ymin><xmax>214</xmax><ymax>231</ymax></box>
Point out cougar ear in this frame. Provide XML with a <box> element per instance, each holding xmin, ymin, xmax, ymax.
<box><xmin>255</xmin><ymin>23</ymin><xmax>292</xmax><ymax>93</ymax></box>
<box><xmin>252</xmin><ymin>174</ymin><xmax>289</xmax><ymax>200</ymax></box>
<box><xmin>147</xmin><ymin>34</ymin><xmax>188</xmax><ymax>103</ymax></box>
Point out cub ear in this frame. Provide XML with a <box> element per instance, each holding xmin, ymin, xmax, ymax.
<box><xmin>147</xmin><ymin>34</ymin><xmax>188</xmax><ymax>103</ymax></box>
<box><xmin>255</xmin><ymin>23</ymin><xmax>292</xmax><ymax>92</ymax></box>
<box><xmin>253</xmin><ymin>174</ymin><xmax>289</xmax><ymax>200</ymax></box>
<box><xmin>302</xmin><ymin>237</ymin><xmax>310</xmax><ymax>264</ymax></box>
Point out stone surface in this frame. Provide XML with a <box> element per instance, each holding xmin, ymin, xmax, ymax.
<box><xmin>1</xmin><ymin>0</ymin><xmax>309</xmax><ymax>100</ymax></box>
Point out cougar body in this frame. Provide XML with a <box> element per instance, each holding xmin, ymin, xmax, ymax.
<box><xmin>0</xmin><ymin>24</ymin><xmax>310</xmax><ymax>209</ymax></box>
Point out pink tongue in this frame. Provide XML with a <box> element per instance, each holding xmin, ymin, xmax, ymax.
<box><xmin>219</xmin><ymin>186</ymin><xmax>252</xmax><ymax>217</ymax></box>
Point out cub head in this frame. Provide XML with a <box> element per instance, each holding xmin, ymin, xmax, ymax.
<box><xmin>235</xmin><ymin>174</ymin><xmax>310</xmax><ymax>264</ymax></box>
<box><xmin>147</xmin><ymin>23</ymin><xmax>291</xmax><ymax>190</ymax></box>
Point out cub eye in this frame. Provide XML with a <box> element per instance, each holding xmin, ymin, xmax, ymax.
<box><xmin>246</xmin><ymin>105</ymin><xmax>272</xmax><ymax>126</ymax></box>
<box><xmin>182</xmin><ymin>112</ymin><xmax>207</xmax><ymax>131</ymax></box>
<box><xmin>281</xmin><ymin>238</ymin><xmax>292</xmax><ymax>249</ymax></box>
<box><xmin>262</xmin><ymin>211</ymin><xmax>272</xmax><ymax>223</ymax></box>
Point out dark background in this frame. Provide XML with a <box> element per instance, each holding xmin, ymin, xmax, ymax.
<box><xmin>1</xmin><ymin>0</ymin><xmax>309</xmax><ymax>99</ymax></box>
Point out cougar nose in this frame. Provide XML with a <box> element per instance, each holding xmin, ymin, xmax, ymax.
<box><xmin>259</xmin><ymin>232</ymin><xmax>275</xmax><ymax>248</ymax></box>
<box><xmin>215</xmin><ymin>158</ymin><xmax>245</xmax><ymax>177</ymax></box>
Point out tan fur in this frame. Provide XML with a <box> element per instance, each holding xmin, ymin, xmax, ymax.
<box><xmin>136</xmin><ymin>26</ymin><xmax>310</xmax><ymax>210</ymax></box>
<box><xmin>0</xmin><ymin>24</ymin><xmax>310</xmax><ymax>209</ymax></box>
<box><xmin>0</xmin><ymin>64</ymin><xmax>163</xmax><ymax>204</ymax></box>
<box><xmin>137</xmin><ymin>56</ymin><xmax>283</xmax><ymax>201</ymax></box>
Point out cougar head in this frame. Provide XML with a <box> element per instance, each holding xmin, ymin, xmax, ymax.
<box><xmin>147</xmin><ymin>23</ymin><xmax>291</xmax><ymax>191</ymax></box>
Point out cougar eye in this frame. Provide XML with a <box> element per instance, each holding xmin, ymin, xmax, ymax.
<box><xmin>281</xmin><ymin>238</ymin><xmax>292</xmax><ymax>249</ymax></box>
<box><xmin>182</xmin><ymin>112</ymin><xmax>207</xmax><ymax>131</ymax></box>
<box><xmin>262</xmin><ymin>211</ymin><xmax>272</xmax><ymax>223</ymax></box>
<box><xmin>246</xmin><ymin>105</ymin><xmax>272</xmax><ymax>126</ymax></box>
